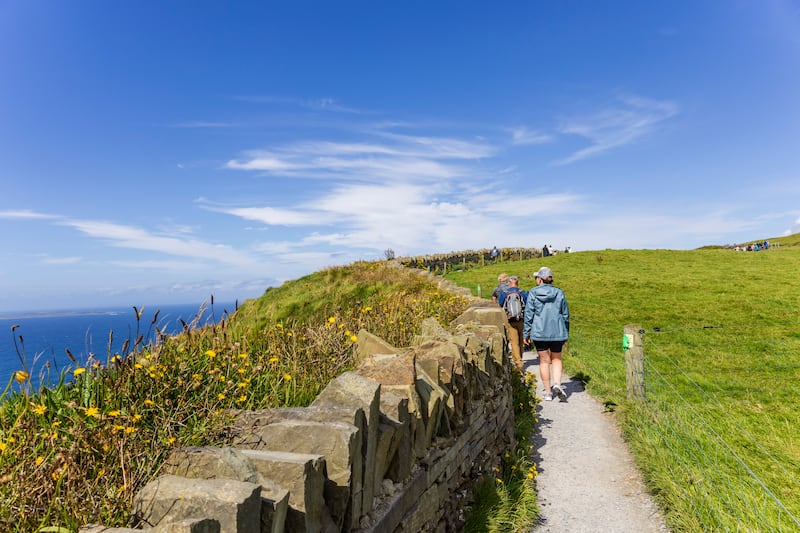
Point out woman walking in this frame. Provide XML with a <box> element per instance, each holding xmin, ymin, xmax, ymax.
<box><xmin>524</xmin><ymin>266</ymin><xmax>570</xmax><ymax>401</ymax></box>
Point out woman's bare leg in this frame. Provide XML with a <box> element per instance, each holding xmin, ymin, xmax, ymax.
<box><xmin>550</xmin><ymin>352</ymin><xmax>563</xmax><ymax>386</ymax></box>
<box><xmin>538</xmin><ymin>349</ymin><xmax>552</xmax><ymax>393</ymax></box>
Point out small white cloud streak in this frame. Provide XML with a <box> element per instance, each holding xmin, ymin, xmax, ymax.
<box><xmin>58</xmin><ymin>219</ymin><xmax>254</xmax><ymax>266</ymax></box>
<box><xmin>234</xmin><ymin>95</ymin><xmax>362</xmax><ymax>113</ymax></box>
<box><xmin>167</xmin><ymin>121</ymin><xmax>240</xmax><ymax>128</ymax></box>
<box><xmin>42</xmin><ymin>256</ymin><xmax>82</xmax><ymax>265</ymax></box>
<box><xmin>0</xmin><ymin>209</ymin><xmax>59</xmax><ymax>220</ymax></box>
<box><xmin>555</xmin><ymin>96</ymin><xmax>678</xmax><ymax>165</ymax></box>
<box><xmin>215</xmin><ymin>206</ymin><xmax>328</xmax><ymax>226</ymax></box>
<box><xmin>509</xmin><ymin>127</ymin><xmax>553</xmax><ymax>145</ymax></box>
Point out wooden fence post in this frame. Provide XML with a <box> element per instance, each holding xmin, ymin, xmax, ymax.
<box><xmin>624</xmin><ymin>324</ymin><xmax>646</xmax><ymax>401</ymax></box>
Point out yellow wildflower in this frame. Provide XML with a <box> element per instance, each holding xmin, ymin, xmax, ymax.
<box><xmin>167</xmin><ymin>437</ymin><xmax>176</xmax><ymax>445</ymax></box>
<box><xmin>33</xmin><ymin>403</ymin><xmax>47</xmax><ymax>416</ymax></box>
<box><xmin>236</xmin><ymin>395</ymin><xmax>247</xmax><ymax>404</ymax></box>
<box><xmin>350</xmin><ymin>335</ymin><xmax>358</xmax><ymax>343</ymax></box>
<box><xmin>113</xmin><ymin>425</ymin><xmax>125</xmax><ymax>432</ymax></box>
<box><xmin>134</xmin><ymin>363</ymin><xmax>143</xmax><ymax>369</ymax></box>
<box><xmin>85</xmin><ymin>407</ymin><xmax>100</xmax><ymax>418</ymax></box>
<box><xmin>238</xmin><ymin>353</ymin><xmax>248</xmax><ymax>359</ymax></box>
<box><xmin>0</xmin><ymin>442</ymin><xmax>7</xmax><ymax>452</ymax></box>
<box><xmin>328</xmin><ymin>316</ymin><xmax>336</xmax><ymax>324</ymax></box>
<box><xmin>133</xmin><ymin>414</ymin><xmax>142</xmax><ymax>421</ymax></box>
<box><xmin>283</xmin><ymin>373</ymin><xmax>292</xmax><ymax>381</ymax></box>
<box><xmin>218</xmin><ymin>393</ymin><xmax>226</xmax><ymax>400</ymax></box>
<box><xmin>124</xmin><ymin>426</ymin><xmax>136</xmax><ymax>434</ymax></box>
<box><xmin>276</xmin><ymin>323</ymin><xmax>283</xmax><ymax>329</ymax></box>
<box><xmin>143</xmin><ymin>399</ymin><xmax>155</xmax><ymax>406</ymax></box>
<box><xmin>268</xmin><ymin>357</ymin><xmax>279</xmax><ymax>363</ymax></box>
<box><xmin>204</xmin><ymin>349</ymin><xmax>216</xmax><ymax>358</ymax></box>
<box><xmin>36</xmin><ymin>456</ymin><xmax>44</xmax><ymax>467</ymax></box>
<box><xmin>13</xmin><ymin>370</ymin><xmax>29</xmax><ymax>383</ymax></box>
<box><xmin>73</xmin><ymin>367</ymin><xmax>86</xmax><ymax>376</ymax></box>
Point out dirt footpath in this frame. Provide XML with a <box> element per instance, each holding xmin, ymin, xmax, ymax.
<box><xmin>523</xmin><ymin>350</ymin><xmax>669</xmax><ymax>533</ymax></box>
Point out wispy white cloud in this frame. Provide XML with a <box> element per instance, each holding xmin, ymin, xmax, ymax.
<box><xmin>225</xmin><ymin>129</ymin><xmax>494</xmax><ymax>183</ymax></box>
<box><xmin>57</xmin><ymin>219</ymin><xmax>254</xmax><ymax>266</ymax></box>
<box><xmin>234</xmin><ymin>95</ymin><xmax>363</xmax><ymax>113</ymax></box>
<box><xmin>167</xmin><ymin>121</ymin><xmax>241</xmax><ymax>128</ymax></box>
<box><xmin>0</xmin><ymin>209</ymin><xmax>59</xmax><ymax>220</ymax></box>
<box><xmin>42</xmin><ymin>256</ymin><xmax>82</xmax><ymax>265</ymax></box>
<box><xmin>212</xmin><ymin>206</ymin><xmax>329</xmax><ymax>226</ymax></box>
<box><xmin>554</xmin><ymin>95</ymin><xmax>678</xmax><ymax>165</ymax></box>
<box><xmin>509</xmin><ymin>126</ymin><xmax>553</xmax><ymax>145</ymax></box>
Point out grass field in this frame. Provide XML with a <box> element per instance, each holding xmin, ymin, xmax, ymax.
<box><xmin>443</xmin><ymin>242</ymin><xmax>800</xmax><ymax>531</ymax></box>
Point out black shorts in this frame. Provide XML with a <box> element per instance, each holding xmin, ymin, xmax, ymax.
<box><xmin>533</xmin><ymin>340</ymin><xmax>565</xmax><ymax>353</ymax></box>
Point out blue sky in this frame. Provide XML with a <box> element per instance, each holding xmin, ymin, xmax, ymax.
<box><xmin>2</xmin><ymin>1</ymin><xmax>800</xmax><ymax>312</ymax></box>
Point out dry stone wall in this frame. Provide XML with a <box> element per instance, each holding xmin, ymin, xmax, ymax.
<box><xmin>80</xmin><ymin>273</ymin><xmax>518</xmax><ymax>533</ymax></box>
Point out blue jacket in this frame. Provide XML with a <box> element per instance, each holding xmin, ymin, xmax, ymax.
<box><xmin>523</xmin><ymin>283</ymin><xmax>570</xmax><ymax>341</ymax></box>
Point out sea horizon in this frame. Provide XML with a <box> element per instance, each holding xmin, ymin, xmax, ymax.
<box><xmin>1</xmin><ymin>301</ymin><xmax>238</xmax><ymax>389</ymax></box>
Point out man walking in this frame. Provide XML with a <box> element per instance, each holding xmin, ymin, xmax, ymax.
<box><xmin>498</xmin><ymin>275</ymin><xmax>527</xmax><ymax>371</ymax></box>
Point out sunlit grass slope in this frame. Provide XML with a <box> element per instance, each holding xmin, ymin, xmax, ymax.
<box><xmin>0</xmin><ymin>261</ymin><xmax>470</xmax><ymax>532</ymax></box>
<box><xmin>443</xmin><ymin>243</ymin><xmax>800</xmax><ymax>531</ymax></box>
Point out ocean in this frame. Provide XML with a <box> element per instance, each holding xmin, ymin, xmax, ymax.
<box><xmin>0</xmin><ymin>302</ymin><xmax>238</xmax><ymax>390</ymax></box>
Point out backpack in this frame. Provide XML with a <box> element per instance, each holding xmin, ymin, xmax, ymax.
<box><xmin>502</xmin><ymin>289</ymin><xmax>524</xmax><ymax>320</ymax></box>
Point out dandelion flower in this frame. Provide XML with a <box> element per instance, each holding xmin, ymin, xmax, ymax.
<box><xmin>133</xmin><ymin>413</ymin><xmax>142</xmax><ymax>421</ymax></box>
<box><xmin>204</xmin><ymin>349</ymin><xmax>216</xmax><ymax>358</ymax></box>
<box><xmin>36</xmin><ymin>456</ymin><xmax>44</xmax><ymax>467</ymax></box>
<box><xmin>143</xmin><ymin>399</ymin><xmax>155</xmax><ymax>406</ymax></box>
<box><xmin>73</xmin><ymin>368</ymin><xmax>86</xmax><ymax>376</ymax></box>
<box><xmin>218</xmin><ymin>393</ymin><xmax>226</xmax><ymax>400</ymax></box>
<box><xmin>13</xmin><ymin>370</ymin><xmax>29</xmax><ymax>383</ymax></box>
<box><xmin>350</xmin><ymin>335</ymin><xmax>358</xmax><ymax>342</ymax></box>
<box><xmin>283</xmin><ymin>373</ymin><xmax>292</xmax><ymax>381</ymax></box>
<box><xmin>268</xmin><ymin>357</ymin><xmax>279</xmax><ymax>363</ymax></box>
<box><xmin>167</xmin><ymin>437</ymin><xmax>176</xmax><ymax>445</ymax></box>
<box><xmin>527</xmin><ymin>472</ymin><xmax>535</xmax><ymax>479</ymax></box>
<box><xmin>134</xmin><ymin>363</ymin><xmax>143</xmax><ymax>370</ymax></box>
<box><xmin>124</xmin><ymin>426</ymin><xmax>136</xmax><ymax>434</ymax></box>
<box><xmin>0</xmin><ymin>442</ymin><xmax>7</xmax><ymax>452</ymax></box>
<box><xmin>85</xmin><ymin>407</ymin><xmax>100</xmax><ymax>418</ymax></box>
<box><xmin>328</xmin><ymin>316</ymin><xmax>336</xmax><ymax>324</ymax></box>
<box><xmin>33</xmin><ymin>403</ymin><xmax>47</xmax><ymax>416</ymax></box>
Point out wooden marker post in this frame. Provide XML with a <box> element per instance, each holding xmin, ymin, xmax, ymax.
<box><xmin>624</xmin><ymin>324</ymin><xmax>646</xmax><ymax>401</ymax></box>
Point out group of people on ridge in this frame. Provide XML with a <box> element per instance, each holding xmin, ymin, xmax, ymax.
<box><xmin>493</xmin><ymin>268</ymin><xmax>570</xmax><ymax>402</ymax></box>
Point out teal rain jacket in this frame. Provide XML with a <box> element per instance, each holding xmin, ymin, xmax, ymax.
<box><xmin>523</xmin><ymin>283</ymin><xmax>570</xmax><ymax>341</ymax></box>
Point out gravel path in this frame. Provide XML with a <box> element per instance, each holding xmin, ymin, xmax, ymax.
<box><xmin>523</xmin><ymin>350</ymin><xmax>669</xmax><ymax>533</ymax></box>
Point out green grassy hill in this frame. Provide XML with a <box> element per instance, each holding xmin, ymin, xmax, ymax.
<box><xmin>443</xmin><ymin>242</ymin><xmax>800</xmax><ymax>531</ymax></box>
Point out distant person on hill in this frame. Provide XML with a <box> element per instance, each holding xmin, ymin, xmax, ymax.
<box><xmin>542</xmin><ymin>244</ymin><xmax>551</xmax><ymax>257</ymax></box>
<box><xmin>490</xmin><ymin>245</ymin><xmax>499</xmax><ymax>260</ymax></box>
<box><xmin>491</xmin><ymin>273</ymin><xmax>509</xmax><ymax>303</ymax></box>
<box><xmin>498</xmin><ymin>275</ymin><xmax>527</xmax><ymax>371</ymax></box>
<box><xmin>524</xmin><ymin>266</ymin><xmax>570</xmax><ymax>402</ymax></box>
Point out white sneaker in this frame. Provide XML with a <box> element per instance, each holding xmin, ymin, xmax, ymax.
<box><xmin>552</xmin><ymin>383</ymin><xmax>567</xmax><ymax>401</ymax></box>
<box><xmin>542</xmin><ymin>392</ymin><xmax>553</xmax><ymax>401</ymax></box>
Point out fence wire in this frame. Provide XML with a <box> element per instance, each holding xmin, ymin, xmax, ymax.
<box><xmin>569</xmin><ymin>322</ymin><xmax>800</xmax><ymax>532</ymax></box>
